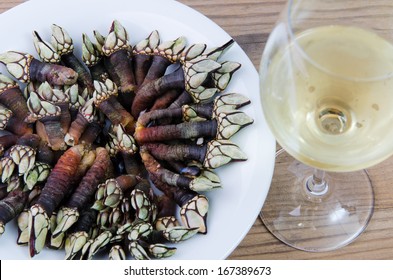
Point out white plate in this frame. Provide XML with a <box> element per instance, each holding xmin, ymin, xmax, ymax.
<box><xmin>0</xmin><ymin>0</ymin><xmax>275</xmax><ymax>260</ymax></box>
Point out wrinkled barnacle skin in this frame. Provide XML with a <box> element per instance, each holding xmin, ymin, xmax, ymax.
<box><xmin>102</xmin><ymin>20</ymin><xmax>136</xmax><ymax>99</ymax></box>
<box><xmin>0</xmin><ymin>51</ymin><xmax>78</xmax><ymax>86</ymax></box>
<box><xmin>0</xmin><ymin>73</ymin><xmax>33</xmax><ymax>135</ymax></box>
<box><xmin>25</xmin><ymin>92</ymin><xmax>66</xmax><ymax>151</ymax></box>
<box><xmin>65</xmin><ymin>98</ymin><xmax>95</xmax><ymax>146</ymax></box>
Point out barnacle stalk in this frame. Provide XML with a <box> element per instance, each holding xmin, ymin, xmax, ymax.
<box><xmin>0</xmin><ymin>23</ymin><xmax>250</xmax><ymax>260</ymax></box>
<box><xmin>51</xmin><ymin>24</ymin><xmax>94</xmax><ymax>95</ymax></box>
<box><xmin>0</xmin><ymin>134</ymin><xmax>19</xmax><ymax>159</ymax></box>
<box><xmin>0</xmin><ymin>51</ymin><xmax>78</xmax><ymax>85</ymax></box>
<box><xmin>102</xmin><ymin>20</ymin><xmax>136</xmax><ymax>107</ymax></box>
<box><xmin>0</xmin><ymin>104</ymin><xmax>12</xmax><ymax>130</ymax></box>
<box><xmin>64</xmin><ymin>209</ymin><xmax>97</xmax><ymax>260</ymax></box>
<box><xmin>78</xmin><ymin>119</ymin><xmax>102</xmax><ymax>146</ymax></box>
<box><xmin>52</xmin><ymin>148</ymin><xmax>103</xmax><ymax>234</ymax></box>
<box><xmin>132</xmin><ymin>30</ymin><xmax>172</xmax><ymax>85</ymax></box>
<box><xmin>58</xmin><ymin>147</ymin><xmax>112</xmax><ymax>225</ymax></box>
<box><xmin>65</xmin><ymin>98</ymin><xmax>95</xmax><ymax>146</ymax></box>
<box><xmin>143</xmin><ymin>139</ymin><xmax>247</xmax><ymax>169</ymax></box>
<box><xmin>167</xmin><ymin>90</ymin><xmax>194</xmax><ymax>110</ymax></box>
<box><xmin>115</xmin><ymin>124</ymin><xmax>142</xmax><ymax>176</ymax></box>
<box><xmin>34</xmin><ymin>139</ymin><xmax>55</xmax><ymax>166</ymax></box>
<box><xmin>137</xmin><ymin>32</ymin><xmax>184</xmax><ymax>79</ymax></box>
<box><xmin>0</xmin><ymin>73</ymin><xmax>33</xmax><ymax>135</ymax></box>
<box><xmin>0</xmin><ymin>184</ymin><xmax>7</xmax><ymax>200</ymax></box>
<box><xmin>155</xmin><ymin>194</ymin><xmax>180</xmax><ymax>231</ymax></box>
<box><xmin>37</xmin><ymin>82</ymin><xmax>71</xmax><ymax>134</ymax></box>
<box><xmin>16</xmin><ymin>133</ymin><xmax>41</xmax><ymax>148</ymax></box>
<box><xmin>132</xmin><ymin>31</ymin><xmax>156</xmax><ymax>86</ymax></box>
<box><xmin>135</xmin><ymin>110</ymin><xmax>253</xmax><ymax>144</ymax></box>
<box><xmin>182</xmin><ymin>92</ymin><xmax>251</xmax><ymax>121</ymax></box>
<box><xmin>53</xmin><ymin>148</ymin><xmax>112</xmax><ymax>237</ymax></box>
<box><xmin>150</xmin><ymin>89</ymin><xmax>181</xmax><ymax>111</ymax></box>
<box><xmin>28</xmin><ymin>144</ymin><xmax>85</xmax><ymax>256</ymax></box>
<box><xmin>138</xmin><ymin>54</ymin><xmax>170</xmax><ymax>88</ymax></box>
<box><xmin>0</xmin><ymin>188</ymin><xmax>29</xmax><ymax>237</ymax></box>
<box><xmin>171</xmin><ymin>162</ymin><xmax>200</xmax><ymax>180</ymax></box>
<box><xmin>25</xmin><ymin>92</ymin><xmax>66</xmax><ymax>150</ymax></box>
<box><xmin>132</xmin><ymin>53</ymin><xmax>221</xmax><ymax>118</ymax></box>
<box><xmin>149</xmin><ymin>172</ymin><xmax>210</xmax><ymax>234</ymax></box>
<box><xmin>93</xmin><ymin>79</ymin><xmax>135</xmax><ymax>133</ymax></box>
<box><xmin>140</xmin><ymin>148</ymin><xmax>220</xmax><ymax>192</ymax></box>
<box><xmin>82</xmin><ymin>33</ymin><xmax>108</xmax><ymax>82</ymax></box>
<box><xmin>133</xmin><ymin>35</ymin><xmax>187</xmax><ymax>110</ymax></box>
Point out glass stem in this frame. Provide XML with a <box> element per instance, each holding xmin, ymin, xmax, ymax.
<box><xmin>306</xmin><ymin>169</ymin><xmax>328</xmax><ymax>196</ymax></box>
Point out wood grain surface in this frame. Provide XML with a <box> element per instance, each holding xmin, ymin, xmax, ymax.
<box><xmin>1</xmin><ymin>0</ymin><xmax>393</xmax><ymax>260</ymax></box>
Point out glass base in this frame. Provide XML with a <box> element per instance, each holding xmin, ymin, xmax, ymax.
<box><xmin>260</xmin><ymin>150</ymin><xmax>374</xmax><ymax>252</ymax></box>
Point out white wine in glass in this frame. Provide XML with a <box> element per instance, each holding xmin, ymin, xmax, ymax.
<box><xmin>259</xmin><ymin>0</ymin><xmax>393</xmax><ymax>251</ymax></box>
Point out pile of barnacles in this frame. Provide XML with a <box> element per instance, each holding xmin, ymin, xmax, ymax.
<box><xmin>0</xmin><ymin>20</ymin><xmax>253</xmax><ymax>260</ymax></box>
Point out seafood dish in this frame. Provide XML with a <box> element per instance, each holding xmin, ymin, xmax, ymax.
<box><xmin>0</xmin><ymin>19</ymin><xmax>253</xmax><ymax>260</ymax></box>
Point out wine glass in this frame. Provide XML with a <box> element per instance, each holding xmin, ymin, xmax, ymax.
<box><xmin>259</xmin><ymin>0</ymin><xmax>393</xmax><ymax>252</ymax></box>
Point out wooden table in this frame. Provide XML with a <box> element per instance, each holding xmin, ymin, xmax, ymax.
<box><xmin>2</xmin><ymin>0</ymin><xmax>393</xmax><ymax>260</ymax></box>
